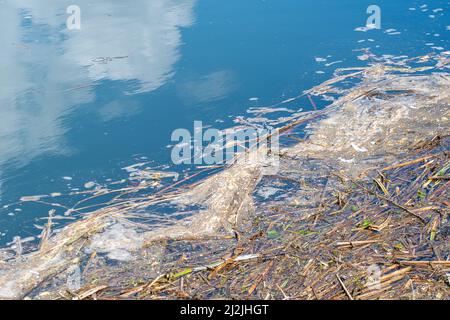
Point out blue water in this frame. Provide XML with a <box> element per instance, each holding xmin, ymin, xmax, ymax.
<box><xmin>0</xmin><ymin>0</ymin><xmax>449</xmax><ymax>245</ymax></box>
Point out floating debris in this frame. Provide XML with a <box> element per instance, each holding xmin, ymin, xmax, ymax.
<box><xmin>20</xmin><ymin>196</ymin><xmax>43</xmax><ymax>202</ymax></box>
<box><xmin>0</xmin><ymin>54</ymin><xmax>449</xmax><ymax>300</ymax></box>
<box><xmin>83</xmin><ymin>182</ymin><xmax>97</xmax><ymax>189</ymax></box>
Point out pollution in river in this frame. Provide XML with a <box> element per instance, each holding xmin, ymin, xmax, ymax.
<box><xmin>0</xmin><ymin>0</ymin><xmax>449</xmax><ymax>301</ymax></box>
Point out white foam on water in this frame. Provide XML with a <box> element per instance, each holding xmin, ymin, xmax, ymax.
<box><xmin>87</xmin><ymin>223</ymin><xmax>144</xmax><ymax>262</ymax></box>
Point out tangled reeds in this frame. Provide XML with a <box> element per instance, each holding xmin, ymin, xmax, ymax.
<box><xmin>0</xmin><ymin>53</ymin><xmax>449</xmax><ymax>300</ymax></box>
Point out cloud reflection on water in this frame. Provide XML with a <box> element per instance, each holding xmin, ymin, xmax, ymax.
<box><xmin>0</xmin><ymin>0</ymin><xmax>196</xmax><ymax>195</ymax></box>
